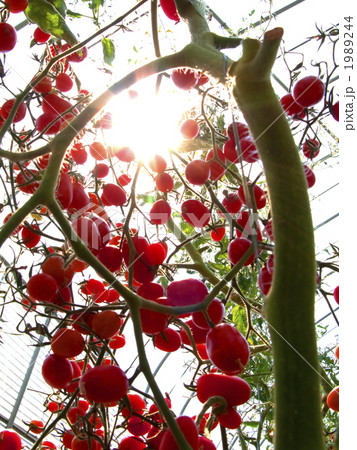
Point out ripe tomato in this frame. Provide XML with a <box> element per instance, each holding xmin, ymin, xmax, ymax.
<box><xmin>180</xmin><ymin>319</ymin><xmax>209</xmax><ymax>345</ymax></box>
<box><xmin>149</xmin><ymin>199</ymin><xmax>171</xmax><ymax>225</ymax></box>
<box><xmin>96</xmin><ymin>245</ymin><xmax>123</xmax><ymax>272</ymax></box>
<box><xmin>155</xmin><ymin>172</ymin><xmax>174</xmax><ymax>192</ymax></box>
<box><xmin>303</xmin><ymin>165</ymin><xmax>316</xmax><ymax>188</ymax></box>
<box><xmin>238</xmin><ymin>183</ymin><xmax>266</xmax><ymax>209</ymax></box>
<box><xmin>140</xmin><ymin>297</ymin><xmax>169</xmax><ymax>335</ymax></box>
<box><xmin>65</xmin><ymin>360</ymin><xmax>82</xmax><ymax>393</ymax></box>
<box><xmin>56</xmin><ymin>73</ymin><xmax>74</xmax><ymax>92</ymax></box>
<box><xmin>191</xmin><ymin>298</ymin><xmax>225</xmax><ymax>329</ymax></box>
<box><xmin>160</xmin><ymin>0</ymin><xmax>180</xmax><ymax>21</ymax></box>
<box><xmin>67</xmin><ymin>406</ymin><xmax>86</xmax><ymax>425</ymax></box>
<box><xmin>21</xmin><ymin>225</ymin><xmax>41</xmax><ymax>248</ymax></box>
<box><xmin>293</xmin><ymin>75</ymin><xmax>325</xmax><ymax>108</ymax></box>
<box><xmin>333</xmin><ymin>286</ymin><xmax>339</xmax><ymax>304</ymax></box>
<box><xmin>223</xmin><ymin>139</ymin><xmax>238</xmax><ymax>163</ymax></box>
<box><xmin>0</xmin><ymin>430</ymin><xmax>22</xmax><ymax>450</ymax></box>
<box><xmin>240</xmin><ymin>137</ymin><xmax>260</xmax><ymax>163</ymax></box>
<box><xmin>167</xmin><ymin>278</ymin><xmax>208</xmax><ymax>307</ymax></box>
<box><xmin>62</xmin><ymin>431</ymin><xmax>75</xmax><ymax>449</ymax></box>
<box><xmin>302</xmin><ymin>138</ymin><xmax>320</xmax><ymax>159</ymax></box>
<box><xmin>92</xmin><ymin>310</ymin><xmax>122</xmax><ymax>340</ymax></box>
<box><xmin>27</xmin><ymin>273</ymin><xmax>58</xmax><ymax>301</ymax></box>
<box><xmin>67</xmin><ymin>181</ymin><xmax>90</xmax><ymax>211</ymax></box>
<box><xmin>264</xmin><ymin>219</ymin><xmax>274</xmax><ymax>241</ymax></box>
<box><xmin>185</xmin><ymin>159</ymin><xmax>210</xmax><ymax>185</ymax></box>
<box><xmin>92</xmin><ymin>163</ymin><xmax>109</xmax><ymax>178</ymax></box>
<box><xmin>159</xmin><ymin>416</ymin><xmax>199</xmax><ymax>450</ymax></box>
<box><xmin>60</xmin><ymin>44</ymin><xmax>88</xmax><ymax>63</ymax></box>
<box><xmin>137</xmin><ymin>282</ymin><xmax>165</xmax><ymax>300</ymax></box>
<box><xmin>181</xmin><ymin>199</ymin><xmax>210</xmax><ymax>228</ymax></box>
<box><xmin>29</xmin><ymin>419</ymin><xmax>44</xmax><ymax>434</ymax></box>
<box><xmin>196</xmin><ymin>343</ymin><xmax>209</xmax><ymax>360</ymax></box>
<box><xmin>227</xmin><ymin>121</ymin><xmax>250</xmax><ymax>140</ymax></box>
<box><xmin>335</xmin><ymin>345</ymin><xmax>339</xmax><ymax>360</ymax></box>
<box><xmin>180</xmin><ymin>119</ymin><xmax>200</xmax><ymax>139</ymax></box>
<box><xmin>196</xmin><ymin>372</ymin><xmax>251</xmax><ymax>406</ymax></box>
<box><xmin>33</xmin><ymin>27</ymin><xmax>51</xmax><ymax>43</ymax></box>
<box><xmin>148</xmin><ymin>154</ymin><xmax>167</xmax><ymax>172</ymax></box>
<box><xmin>122</xmin><ymin>235</ymin><xmax>149</xmax><ymax>265</ymax></box>
<box><xmin>171</xmin><ymin>68</ymin><xmax>198</xmax><ymax>90</ymax></box>
<box><xmin>50</xmin><ymin>328</ymin><xmax>85</xmax><ymax>358</ymax></box>
<box><xmin>280</xmin><ymin>93</ymin><xmax>305</xmax><ymax>119</ymax></box>
<box><xmin>47</xmin><ymin>401</ymin><xmax>59</xmax><ymax>413</ymax></box>
<box><xmin>89</xmin><ymin>141</ymin><xmax>107</xmax><ymax>160</ymax></box>
<box><xmin>42</xmin><ymin>254</ymin><xmax>75</xmax><ymax>287</ymax></box>
<box><xmin>5</xmin><ymin>0</ymin><xmax>28</xmax><ymax>13</ymax></box>
<box><xmin>55</xmin><ymin>171</ymin><xmax>73</xmax><ymax>209</ymax></box>
<box><xmin>228</xmin><ymin>237</ymin><xmax>255</xmax><ymax>266</ymax></box>
<box><xmin>79</xmin><ymin>364</ymin><xmax>129</xmax><ymax>404</ymax></box>
<box><xmin>41</xmin><ymin>440</ymin><xmax>56</xmax><ymax>450</ymax></box>
<box><xmin>71</xmin><ymin>143</ymin><xmax>88</xmax><ymax>164</ymax></box>
<box><xmin>0</xmin><ymin>23</ymin><xmax>17</xmax><ymax>53</ymax></box>
<box><xmin>32</xmin><ymin>75</ymin><xmax>52</xmax><ymax>94</ymax></box>
<box><xmin>71</xmin><ymin>435</ymin><xmax>100</xmax><ymax>450</ymax></box>
<box><xmin>326</xmin><ymin>386</ymin><xmax>339</xmax><ymax>412</ymax></box>
<box><xmin>112</xmin><ymin>145</ymin><xmax>135</xmax><ymax>162</ymax></box>
<box><xmin>42</xmin><ymin>93</ymin><xmax>73</xmax><ymax>115</ymax></box>
<box><xmin>221</xmin><ymin>192</ymin><xmax>242</xmax><ymax>215</ymax></box>
<box><xmin>16</xmin><ymin>168</ymin><xmax>40</xmax><ymax>194</ymax></box>
<box><xmin>118</xmin><ymin>173</ymin><xmax>131</xmax><ymax>186</ymax></box>
<box><xmin>206</xmin><ymin>323</ymin><xmax>250</xmax><ymax>374</ymax></box>
<box><xmin>266</xmin><ymin>253</ymin><xmax>274</xmax><ymax>274</ymax></box>
<box><xmin>205</xmin><ymin>148</ymin><xmax>226</xmax><ymax>181</ymax></box>
<box><xmin>154</xmin><ymin>327</ymin><xmax>182</xmax><ymax>352</ymax></box>
<box><xmin>235</xmin><ymin>210</ymin><xmax>262</xmax><ymax>241</ymax></box>
<box><xmin>42</xmin><ymin>354</ymin><xmax>74</xmax><ymax>389</ymax></box>
<box><xmin>121</xmin><ymin>393</ymin><xmax>146</xmax><ymax>418</ymax></box>
<box><xmin>109</xmin><ymin>333</ymin><xmax>126</xmax><ymax>349</ymax></box>
<box><xmin>101</xmin><ymin>183</ymin><xmax>127</xmax><ymax>206</ymax></box>
<box><xmin>210</xmin><ymin>226</ymin><xmax>225</xmax><ymax>242</ymax></box>
<box><xmin>127</xmin><ymin>416</ymin><xmax>151</xmax><ymax>436</ymax></box>
<box><xmin>1</xmin><ymin>99</ymin><xmax>26</xmax><ymax>122</ymax></box>
<box><xmin>331</xmin><ymin>100</ymin><xmax>339</xmax><ymax>121</ymax></box>
<box><xmin>142</xmin><ymin>242</ymin><xmax>167</xmax><ymax>266</ymax></box>
<box><xmin>216</xmin><ymin>407</ymin><xmax>242</xmax><ymax>429</ymax></box>
<box><xmin>198</xmin><ymin>436</ymin><xmax>217</xmax><ymax>449</ymax></box>
<box><xmin>71</xmin><ymin>216</ymin><xmax>102</xmax><ymax>250</ymax></box>
<box><xmin>258</xmin><ymin>266</ymin><xmax>273</xmax><ymax>295</ymax></box>
<box><xmin>118</xmin><ymin>436</ymin><xmax>146</xmax><ymax>450</ymax></box>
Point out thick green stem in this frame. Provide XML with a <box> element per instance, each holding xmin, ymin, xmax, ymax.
<box><xmin>229</xmin><ymin>28</ymin><xmax>325</xmax><ymax>449</ymax></box>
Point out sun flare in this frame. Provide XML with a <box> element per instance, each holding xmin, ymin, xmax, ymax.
<box><xmin>105</xmin><ymin>82</ymin><xmax>194</xmax><ymax>161</ymax></box>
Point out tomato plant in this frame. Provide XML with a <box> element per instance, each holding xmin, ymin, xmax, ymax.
<box><xmin>0</xmin><ymin>2</ymin><xmax>339</xmax><ymax>450</ymax></box>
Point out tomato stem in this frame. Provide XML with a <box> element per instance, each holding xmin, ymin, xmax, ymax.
<box><xmin>229</xmin><ymin>28</ymin><xmax>326</xmax><ymax>449</ymax></box>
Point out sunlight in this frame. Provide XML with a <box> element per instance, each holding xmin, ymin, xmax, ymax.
<box><xmin>106</xmin><ymin>81</ymin><xmax>191</xmax><ymax>161</ymax></box>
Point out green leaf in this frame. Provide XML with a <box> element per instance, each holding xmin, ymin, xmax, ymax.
<box><xmin>66</xmin><ymin>9</ymin><xmax>85</xmax><ymax>18</ymax></box>
<box><xmin>232</xmin><ymin>305</ymin><xmax>248</xmax><ymax>334</ymax></box>
<box><xmin>90</xmin><ymin>0</ymin><xmax>104</xmax><ymax>12</ymax></box>
<box><xmin>47</xmin><ymin>0</ymin><xmax>67</xmax><ymax>17</ymax></box>
<box><xmin>243</xmin><ymin>420</ymin><xmax>260</xmax><ymax>428</ymax></box>
<box><xmin>102</xmin><ymin>37</ymin><xmax>115</xmax><ymax>65</ymax></box>
<box><xmin>25</xmin><ymin>0</ymin><xmax>78</xmax><ymax>45</ymax></box>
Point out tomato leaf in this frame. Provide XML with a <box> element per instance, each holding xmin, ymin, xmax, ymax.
<box><xmin>47</xmin><ymin>0</ymin><xmax>67</xmax><ymax>18</ymax></box>
<box><xmin>25</xmin><ymin>0</ymin><xmax>78</xmax><ymax>45</ymax></box>
<box><xmin>232</xmin><ymin>305</ymin><xmax>248</xmax><ymax>335</ymax></box>
<box><xmin>102</xmin><ymin>38</ymin><xmax>115</xmax><ymax>66</ymax></box>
